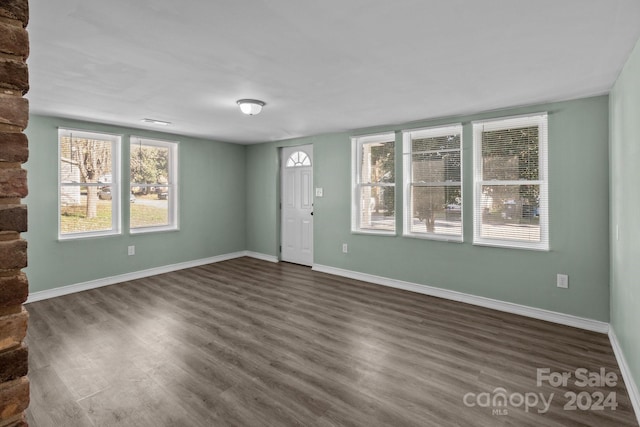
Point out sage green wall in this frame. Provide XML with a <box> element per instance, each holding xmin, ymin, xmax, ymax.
<box><xmin>610</xmin><ymin>38</ymin><xmax>640</xmax><ymax>394</ymax></box>
<box><xmin>24</xmin><ymin>115</ymin><xmax>246</xmax><ymax>293</ymax></box>
<box><xmin>245</xmin><ymin>142</ymin><xmax>278</xmax><ymax>255</ymax></box>
<box><xmin>246</xmin><ymin>96</ymin><xmax>610</xmax><ymax>321</ymax></box>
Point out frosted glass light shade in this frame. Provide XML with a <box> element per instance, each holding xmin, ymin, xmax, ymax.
<box><xmin>237</xmin><ymin>99</ymin><xmax>265</xmax><ymax>115</ymax></box>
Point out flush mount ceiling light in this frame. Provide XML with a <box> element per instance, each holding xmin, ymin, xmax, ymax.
<box><xmin>237</xmin><ymin>99</ymin><xmax>265</xmax><ymax>115</ymax></box>
<box><xmin>141</xmin><ymin>118</ymin><xmax>171</xmax><ymax>126</ymax></box>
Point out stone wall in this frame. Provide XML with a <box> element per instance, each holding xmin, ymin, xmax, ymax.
<box><xmin>0</xmin><ymin>0</ymin><xmax>29</xmax><ymax>426</ymax></box>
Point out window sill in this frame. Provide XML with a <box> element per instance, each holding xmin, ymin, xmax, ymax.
<box><xmin>130</xmin><ymin>225</ymin><xmax>179</xmax><ymax>235</ymax></box>
<box><xmin>351</xmin><ymin>229</ymin><xmax>396</xmax><ymax>237</ymax></box>
<box><xmin>473</xmin><ymin>239</ymin><xmax>549</xmax><ymax>251</ymax></box>
<box><xmin>58</xmin><ymin>230</ymin><xmax>121</xmax><ymax>241</ymax></box>
<box><xmin>403</xmin><ymin>233</ymin><xmax>463</xmax><ymax>243</ymax></box>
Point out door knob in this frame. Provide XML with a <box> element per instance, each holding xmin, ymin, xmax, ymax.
<box><xmin>310</xmin><ymin>212</ymin><xmax>314</xmax><ymax>216</ymax></box>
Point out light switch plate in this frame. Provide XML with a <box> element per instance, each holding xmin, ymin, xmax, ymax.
<box><xmin>315</xmin><ymin>187</ymin><xmax>323</xmax><ymax>197</ymax></box>
<box><xmin>557</xmin><ymin>274</ymin><xmax>569</xmax><ymax>289</ymax></box>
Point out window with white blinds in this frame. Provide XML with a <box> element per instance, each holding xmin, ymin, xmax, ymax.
<box><xmin>58</xmin><ymin>128</ymin><xmax>121</xmax><ymax>240</ymax></box>
<box><xmin>402</xmin><ymin>124</ymin><xmax>462</xmax><ymax>241</ymax></box>
<box><xmin>351</xmin><ymin>133</ymin><xmax>396</xmax><ymax>234</ymax></box>
<box><xmin>472</xmin><ymin>113</ymin><xmax>548</xmax><ymax>250</ymax></box>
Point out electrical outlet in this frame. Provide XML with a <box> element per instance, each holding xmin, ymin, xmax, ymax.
<box><xmin>557</xmin><ymin>274</ymin><xmax>569</xmax><ymax>289</ymax></box>
<box><xmin>342</xmin><ymin>243</ymin><xmax>348</xmax><ymax>253</ymax></box>
<box><xmin>128</xmin><ymin>245</ymin><xmax>135</xmax><ymax>256</ymax></box>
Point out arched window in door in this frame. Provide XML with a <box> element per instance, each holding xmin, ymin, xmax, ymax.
<box><xmin>286</xmin><ymin>151</ymin><xmax>311</xmax><ymax>167</ymax></box>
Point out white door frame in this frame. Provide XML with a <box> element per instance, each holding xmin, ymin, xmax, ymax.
<box><xmin>280</xmin><ymin>145</ymin><xmax>314</xmax><ymax>266</ymax></box>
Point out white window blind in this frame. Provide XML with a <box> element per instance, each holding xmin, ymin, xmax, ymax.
<box><xmin>58</xmin><ymin>128</ymin><xmax>121</xmax><ymax>239</ymax></box>
<box><xmin>472</xmin><ymin>113</ymin><xmax>548</xmax><ymax>250</ymax></box>
<box><xmin>402</xmin><ymin>124</ymin><xmax>462</xmax><ymax>241</ymax></box>
<box><xmin>351</xmin><ymin>133</ymin><xmax>396</xmax><ymax>234</ymax></box>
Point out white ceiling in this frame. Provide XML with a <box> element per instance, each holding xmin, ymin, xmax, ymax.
<box><xmin>27</xmin><ymin>0</ymin><xmax>640</xmax><ymax>144</ymax></box>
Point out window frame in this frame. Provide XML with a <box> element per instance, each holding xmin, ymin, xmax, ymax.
<box><xmin>129</xmin><ymin>136</ymin><xmax>179</xmax><ymax>234</ymax></box>
<box><xmin>351</xmin><ymin>132</ymin><xmax>396</xmax><ymax>235</ymax></box>
<box><xmin>285</xmin><ymin>151</ymin><xmax>312</xmax><ymax>167</ymax></box>
<box><xmin>402</xmin><ymin>124</ymin><xmax>463</xmax><ymax>242</ymax></box>
<box><xmin>57</xmin><ymin>128</ymin><xmax>122</xmax><ymax>240</ymax></box>
<box><xmin>472</xmin><ymin>113</ymin><xmax>549</xmax><ymax>250</ymax></box>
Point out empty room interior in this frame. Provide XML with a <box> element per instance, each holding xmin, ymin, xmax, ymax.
<box><xmin>1</xmin><ymin>0</ymin><xmax>640</xmax><ymax>426</ymax></box>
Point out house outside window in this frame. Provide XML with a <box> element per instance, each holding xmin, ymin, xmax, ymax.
<box><xmin>58</xmin><ymin>128</ymin><xmax>121</xmax><ymax>239</ymax></box>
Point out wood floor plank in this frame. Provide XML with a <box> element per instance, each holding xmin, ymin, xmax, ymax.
<box><xmin>25</xmin><ymin>257</ymin><xmax>638</xmax><ymax>426</ymax></box>
<box><xmin>26</xmin><ymin>365</ymin><xmax>95</xmax><ymax>427</ymax></box>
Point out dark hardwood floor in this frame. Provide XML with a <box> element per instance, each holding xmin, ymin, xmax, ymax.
<box><xmin>25</xmin><ymin>257</ymin><xmax>638</xmax><ymax>426</ymax></box>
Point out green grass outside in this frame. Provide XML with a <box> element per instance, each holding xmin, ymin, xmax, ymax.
<box><xmin>60</xmin><ymin>201</ymin><xmax>112</xmax><ymax>234</ymax></box>
<box><xmin>60</xmin><ymin>200</ymin><xmax>168</xmax><ymax>234</ymax></box>
<box><xmin>130</xmin><ymin>204</ymin><xmax>169</xmax><ymax>229</ymax></box>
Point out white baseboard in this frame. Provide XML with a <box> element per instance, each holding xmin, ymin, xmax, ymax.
<box><xmin>27</xmin><ymin>252</ymin><xmax>606</xmax><ymax>334</ymax></box>
<box><xmin>312</xmin><ymin>264</ymin><xmax>609</xmax><ymax>334</ymax></box>
<box><xmin>27</xmin><ymin>251</ymin><xmax>251</xmax><ymax>303</ymax></box>
<box><xmin>609</xmin><ymin>327</ymin><xmax>640</xmax><ymax>424</ymax></box>
<box><xmin>26</xmin><ymin>250</ymin><xmax>607</xmax><ymax>335</ymax></box>
<box><xmin>245</xmin><ymin>251</ymin><xmax>279</xmax><ymax>263</ymax></box>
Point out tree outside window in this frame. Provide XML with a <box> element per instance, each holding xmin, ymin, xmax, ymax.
<box><xmin>403</xmin><ymin>125</ymin><xmax>463</xmax><ymax>240</ymax></box>
<box><xmin>129</xmin><ymin>137</ymin><xmax>178</xmax><ymax>232</ymax></box>
<box><xmin>58</xmin><ymin>129</ymin><xmax>120</xmax><ymax>238</ymax></box>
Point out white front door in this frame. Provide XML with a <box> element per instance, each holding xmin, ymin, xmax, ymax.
<box><xmin>281</xmin><ymin>145</ymin><xmax>313</xmax><ymax>266</ymax></box>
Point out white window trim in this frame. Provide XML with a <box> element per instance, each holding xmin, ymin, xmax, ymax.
<box><xmin>285</xmin><ymin>150</ymin><xmax>312</xmax><ymax>167</ymax></box>
<box><xmin>58</xmin><ymin>128</ymin><xmax>122</xmax><ymax>240</ymax></box>
<box><xmin>129</xmin><ymin>136</ymin><xmax>179</xmax><ymax>234</ymax></box>
<box><xmin>472</xmin><ymin>113</ymin><xmax>549</xmax><ymax>251</ymax></box>
<box><xmin>402</xmin><ymin>124</ymin><xmax>463</xmax><ymax>242</ymax></box>
<box><xmin>351</xmin><ymin>132</ymin><xmax>396</xmax><ymax>235</ymax></box>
